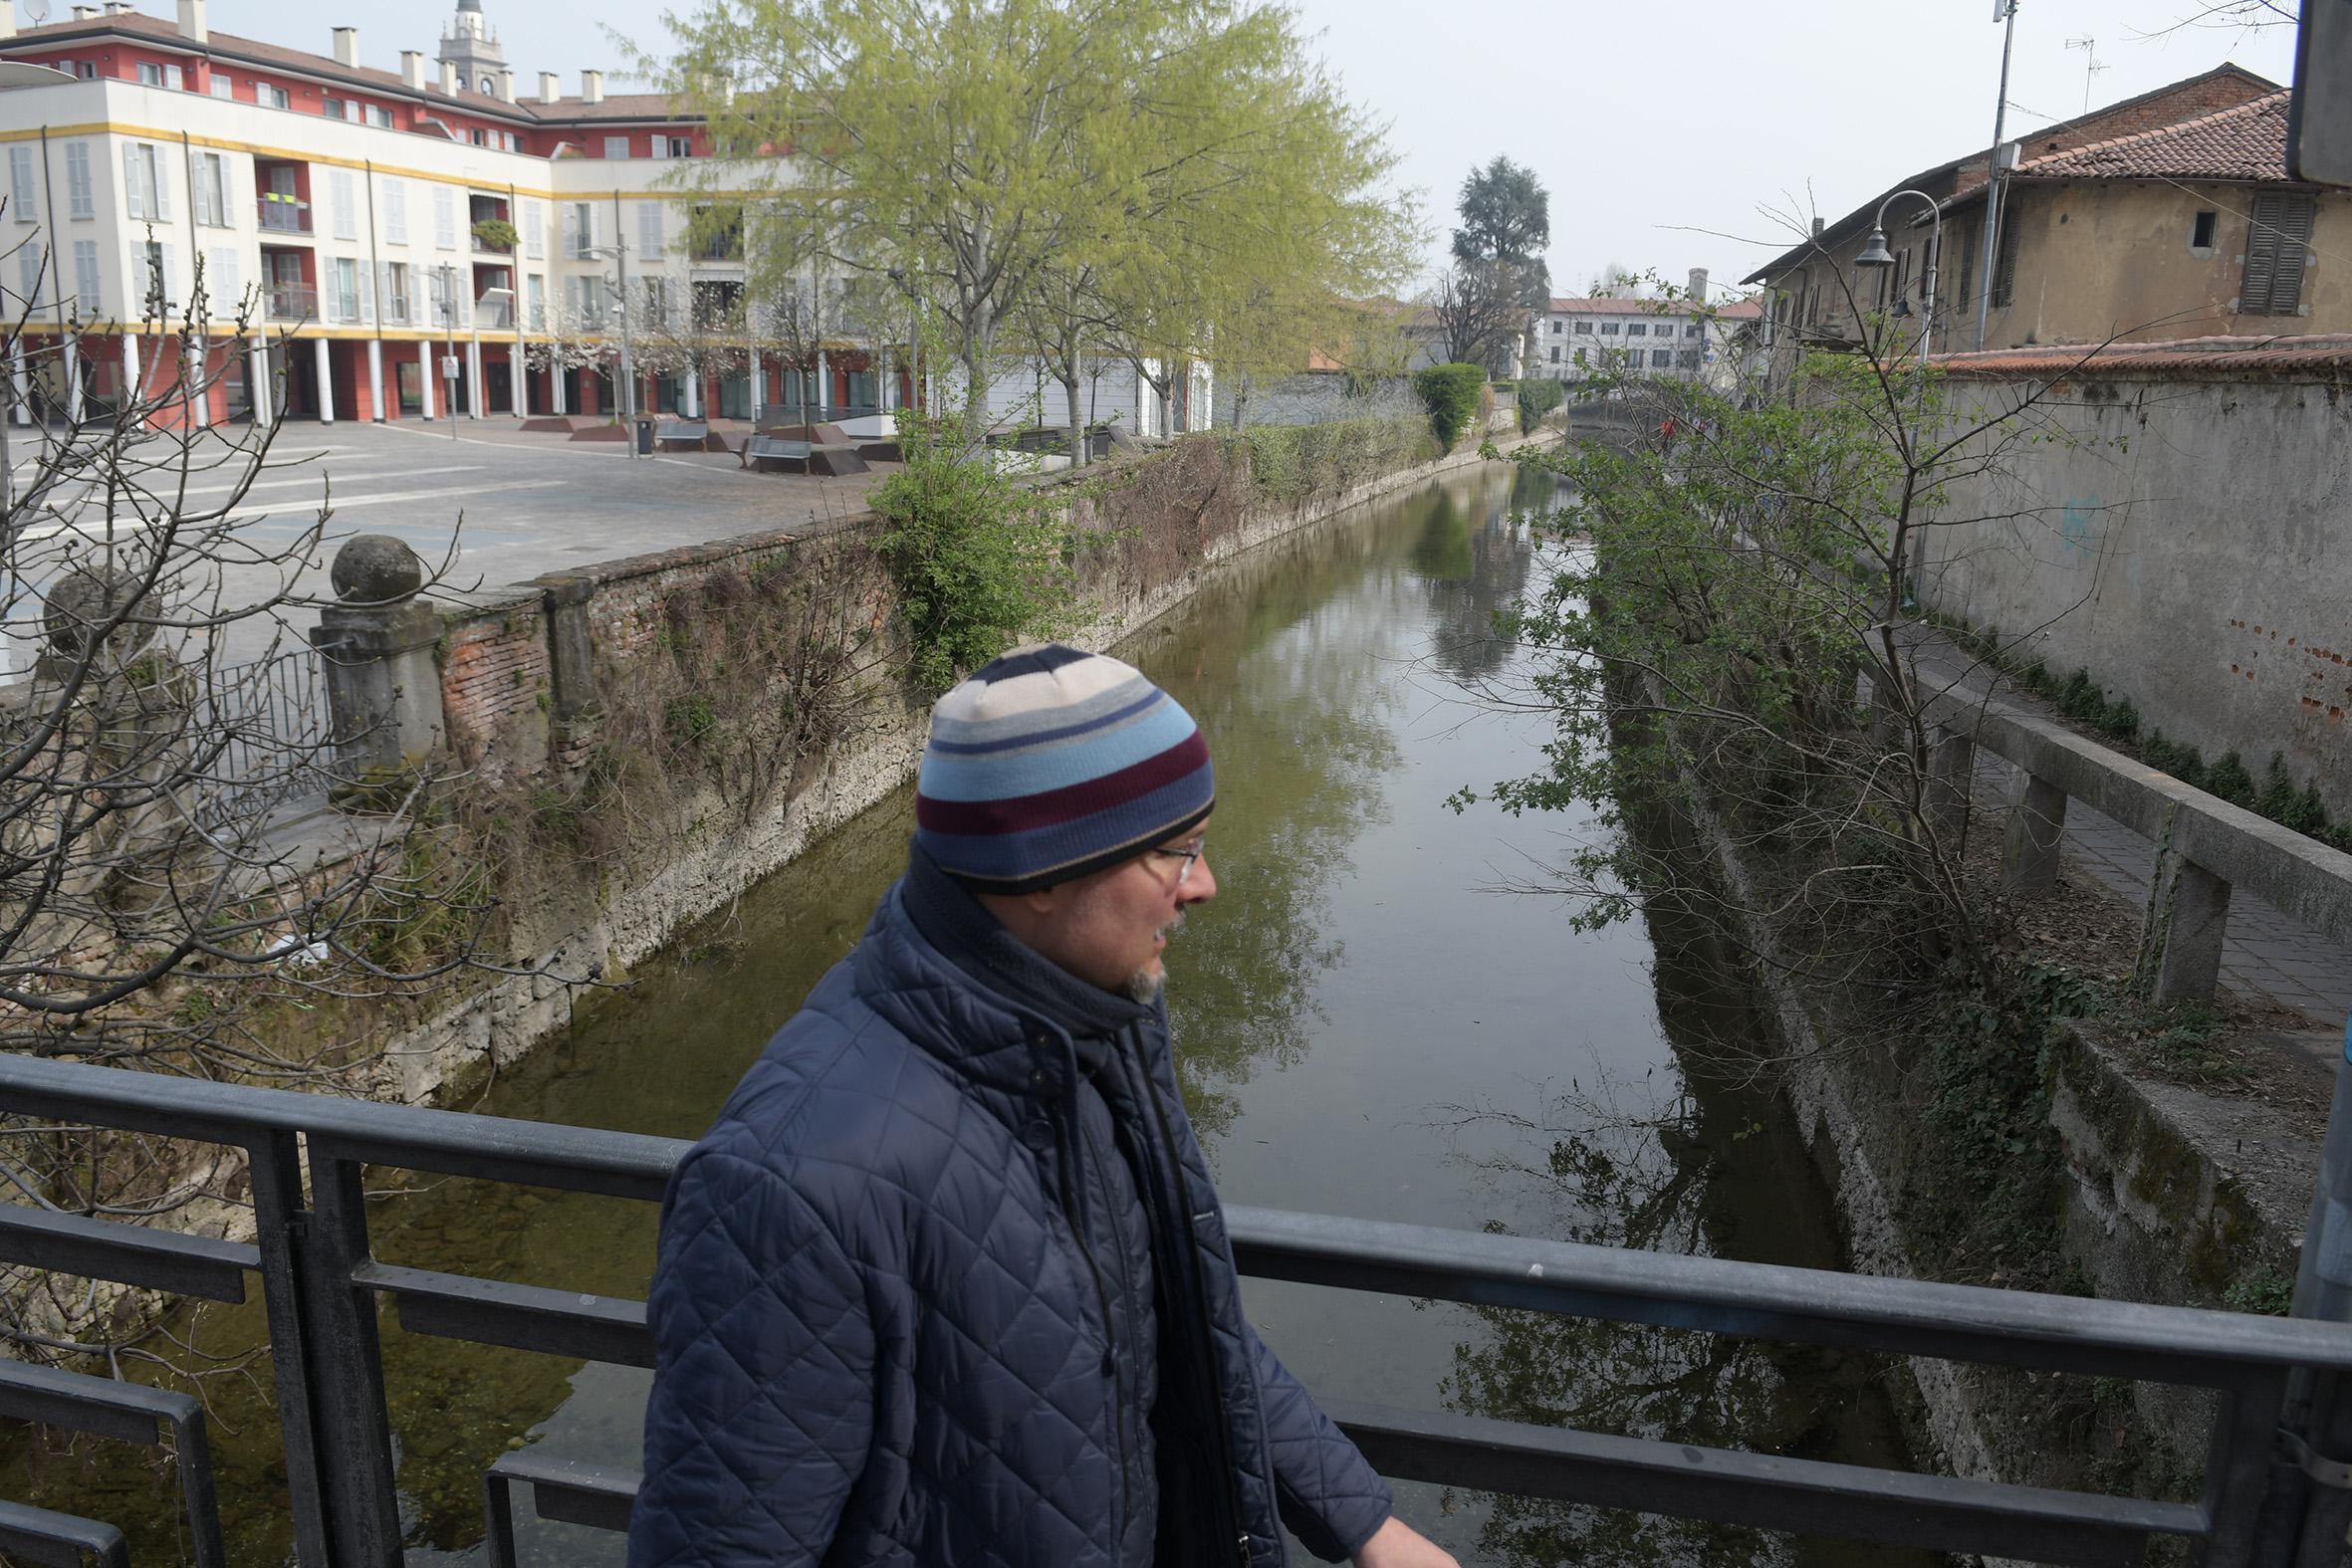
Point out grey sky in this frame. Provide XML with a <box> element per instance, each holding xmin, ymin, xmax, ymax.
<box><xmin>101</xmin><ymin>0</ymin><xmax>2301</xmax><ymax>303</ymax></box>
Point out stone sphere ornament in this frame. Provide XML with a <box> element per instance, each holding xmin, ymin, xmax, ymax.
<box><xmin>42</xmin><ymin>563</ymin><xmax>157</xmax><ymax>659</ymax></box>
<box><xmin>331</xmin><ymin>535</ymin><xmax>426</xmax><ymax>604</ymax></box>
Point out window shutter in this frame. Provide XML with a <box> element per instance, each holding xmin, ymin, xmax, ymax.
<box><xmin>2242</xmin><ymin>193</ymin><xmax>2317</xmax><ymax>316</ymax></box>
<box><xmin>151</xmin><ymin>150</ymin><xmax>171</xmax><ymax>223</ymax></box>
<box><xmin>164</xmin><ymin>63</ymin><xmax>183</xmax><ymax>91</ymax></box>
<box><xmin>210</xmin><ymin>245</ymin><xmax>237</xmax><ymax>317</ymax></box>
<box><xmin>8</xmin><ymin>147</ymin><xmax>31</xmax><ymax>220</ymax></box>
<box><xmin>158</xmin><ymin>242</ymin><xmax>178</xmax><ymax>312</ymax></box>
<box><xmin>121</xmin><ymin>143</ymin><xmax>146</xmax><ymax>221</ymax></box>
<box><xmin>522</xmin><ymin>198</ymin><xmax>542</xmax><ymax>260</ymax></box>
<box><xmin>1990</xmin><ymin>216</ymin><xmax>2020</xmax><ymax>309</ymax></box>
<box><xmin>66</xmin><ymin>142</ymin><xmax>92</xmax><ymax>219</ymax></box>
<box><xmin>360</xmin><ymin>259</ymin><xmax>374</xmax><ymax>324</ymax></box>
<box><xmin>72</xmin><ymin>240</ymin><xmax>98</xmax><ymax>314</ymax></box>
<box><xmin>384</xmin><ymin>179</ymin><xmax>406</xmax><ymax>245</ymax></box>
<box><xmin>15</xmin><ymin>243</ymin><xmax>39</xmax><ymax>307</ymax></box>
<box><xmin>434</xmin><ymin>185</ymin><xmax>455</xmax><ymax>250</ymax></box>
<box><xmin>638</xmin><ymin>200</ymin><xmax>662</xmax><ymax>264</ymax></box>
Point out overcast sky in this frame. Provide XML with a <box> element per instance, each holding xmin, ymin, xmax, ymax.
<box><xmin>100</xmin><ymin>0</ymin><xmax>2302</xmax><ymax>302</ymax></box>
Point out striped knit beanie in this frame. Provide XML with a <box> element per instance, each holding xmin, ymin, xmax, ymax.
<box><xmin>915</xmin><ymin>644</ymin><xmax>1214</xmax><ymax>893</ymax></box>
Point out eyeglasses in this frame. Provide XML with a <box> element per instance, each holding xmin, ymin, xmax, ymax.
<box><xmin>1145</xmin><ymin>837</ymin><xmax>1207</xmax><ymax>888</ymax></box>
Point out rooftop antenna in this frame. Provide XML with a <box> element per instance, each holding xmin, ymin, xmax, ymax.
<box><xmin>2065</xmin><ymin>35</ymin><xmax>2108</xmax><ymax>114</ymax></box>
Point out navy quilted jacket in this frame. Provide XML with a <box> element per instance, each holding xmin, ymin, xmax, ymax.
<box><xmin>629</xmin><ymin>847</ymin><xmax>1393</xmax><ymax>1567</ymax></box>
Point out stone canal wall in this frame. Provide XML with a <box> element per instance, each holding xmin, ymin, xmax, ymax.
<box><xmin>348</xmin><ymin>425</ymin><xmax>1545</xmax><ymax>1105</ymax></box>
<box><xmin>1920</xmin><ymin>344</ymin><xmax>2352</xmax><ymax>819</ymax></box>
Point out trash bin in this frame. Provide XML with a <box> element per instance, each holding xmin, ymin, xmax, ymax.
<box><xmin>635</xmin><ymin>418</ymin><xmax>655</xmax><ymax>456</ymax></box>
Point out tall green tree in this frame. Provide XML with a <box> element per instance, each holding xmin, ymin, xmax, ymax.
<box><xmin>1448</xmin><ymin>154</ymin><xmax>1551</xmax><ymax>369</ymax></box>
<box><xmin>648</xmin><ymin>0</ymin><xmax>1416</xmax><ymax>442</ymax></box>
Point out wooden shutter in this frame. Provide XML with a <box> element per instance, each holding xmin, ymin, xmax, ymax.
<box><xmin>2242</xmin><ymin>192</ymin><xmax>2317</xmax><ymax>316</ymax></box>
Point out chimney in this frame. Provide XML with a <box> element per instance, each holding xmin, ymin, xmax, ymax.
<box><xmin>1687</xmin><ymin>267</ymin><xmax>1710</xmax><ymax>304</ymax></box>
<box><xmin>0</xmin><ymin>6</ymin><xmax>15</xmax><ymax>39</ymax></box>
<box><xmin>538</xmin><ymin>70</ymin><xmax>560</xmax><ymax>103</ymax></box>
<box><xmin>1811</xmin><ymin>216</ymin><xmax>1826</xmax><ymax>241</ymax></box>
<box><xmin>496</xmin><ymin>68</ymin><xmax>515</xmax><ymax>103</ymax></box>
<box><xmin>437</xmin><ymin>59</ymin><xmax>457</xmax><ymax>94</ymax></box>
<box><xmin>400</xmin><ymin>49</ymin><xmax>426</xmax><ymax>90</ymax></box>
<box><xmin>69</xmin><ymin>5</ymin><xmax>98</xmax><ymax>19</ymax></box>
<box><xmin>580</xmin><ymin>69</ymin><xmax>602</xmax><ymax>105</ymax></box>
<box><xmin>175</xmin><ymin>0</ymin><xmax>206</xmax><ymax>43</ymax></box>
<box><xmin>102</xmin><ymin>2</ymin><xmax>130</xmax><ymax>13</ymax></box>
<box><xmin>332</xmin><ymin>26</ymin><xmax>358</xmax><ymax>68</ymax></box>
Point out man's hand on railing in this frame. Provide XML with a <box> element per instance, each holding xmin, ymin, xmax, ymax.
<box><xmin>1353</xmin><ymin>1515</ymin><xmax>1460</xmax><ymax>1568</ymax></box>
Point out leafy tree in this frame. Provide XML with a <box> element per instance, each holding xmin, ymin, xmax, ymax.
<box><xmin>1452</xmin><ymin>154</ymin><xmax>1551</xmax><ymax>310</ymax></box>
<box><xmin>1429</xmin><ymin>261</ymin><xmax>1529</xmax><ymax>371</ymax></box>
<box><xmin>649</xmin><ymin>0</ymin><xmax>1416</xmax><ymax>449</ymax></box>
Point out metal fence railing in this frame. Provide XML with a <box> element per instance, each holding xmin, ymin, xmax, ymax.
<box><xmin>3</xmin><ymin>1051</ymin><xmax>2351</xmax><ymax>1566</ymax></box>
<box><xmin>190</xmin><ymin>645</ymin><xmax>331</xmax><ymax>828</ymax></box>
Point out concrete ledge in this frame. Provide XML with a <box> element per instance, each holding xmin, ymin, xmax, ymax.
<box><xmin>1925</xmin><ymin>688</ymin><xmax>2352</xmax><ymax>950</ymax></box>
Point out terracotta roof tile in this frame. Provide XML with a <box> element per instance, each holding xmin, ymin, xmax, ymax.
<box><xmin>2015</xmin><ymin>91</ymin><xmax>2289</xmax><ymax>182</ymax></box>
<box><xmin>1935</xmin><ymin>332</ymin><xmax>2352</xmax><ymax>378</ymax></box>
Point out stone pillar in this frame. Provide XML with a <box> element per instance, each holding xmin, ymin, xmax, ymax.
<box><xmin>366</xmin><ymin>338</ymin><xmax>385</xmax><ymax>422</ymax></box>
<box><xmin>536</xmin><ymin>572</ymin><xmax>603</xmax><ymax>774</ymax></box>
<box><xmin>246</xmin><ymin>336</ymin><xmax>269</xmax><ymax>425</ymax></box>
<box><xmin>1925</xmin><ymin>726</ymin><xmax>1975</xmax><ymax>845</ymax></box>
<box><xmin>313</xmin><ymin>336</ymin><xmax>335</xmax><ymax>423</ymax></box>
<box><xmin>467</xmin><ymin>334</ymin><xmax>484</xmax><ymax>418</ymax></box>
<box><xmin>2001</xmin><ymin>774</ymin><xmax>2067</xmax><ymax>896</ymax></box>
<box><xmin>65</xmin><ymin>331</ymin><xmax>84</xmax><ymax>424</ymax></box>
<box><xmin>417</xmin><ymin>339</ymin><xmax>437</xmax><ymax>420</ymax></box>
<box><xmin>816</xmin><ymin>348</ymin><xmax>829</xmax><ymax>421</ymax></box>
<box><xmin>120</xmin><ymin>333</ymin><xmax>141</xmax><ymax>405</ymax></box>
<box><xmin>311</xmin><ymin>536</ymin><xmax>446</xmax><ymax>798</ymax></box>
<box><xmin>748</xmin><ymin>350</ymin><xmax>764</xmax><ymax>427</ymax></box>
<box><xmin>9</xmin><ymin>335</ymin><xmax>29</xmax><ymax>425</ymax></box>
<box><xmin>2138</xmin><ymin>834</ymin><xmax>2233</xmax><ymax>1005</ymax></box>
<box><xmin>552</xmin><ymin>362</ymin><xmax>567</xmax><ymax>417</ymax></box>
<box><xmin>879</xmin><ymin>347</ymin><xmax>894</xmax><ymax>414</ymax></box>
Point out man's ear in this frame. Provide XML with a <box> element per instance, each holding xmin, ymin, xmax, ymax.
<box><xmin>1017</xmin><ymin>883</ymin><xmax>1064</xmax><ymax>918</ymax></box>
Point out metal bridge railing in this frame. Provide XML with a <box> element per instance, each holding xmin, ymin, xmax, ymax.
<box><xmin>2</xmin><ymin>1051</ymin><xmax>2350</xmax><ymax>1567</ymax></box>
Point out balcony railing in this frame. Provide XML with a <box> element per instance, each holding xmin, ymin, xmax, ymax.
<box><xmin>5</xmin><ymin>1049</ymin><xmax>2352</xmax><ymax>1567</ymax></box>
<box><xmin>264</xmin><ymin>285</ymin><xmax>316</xmax><ymax>323</ymax></box>
<box><xmin>257</xmin><ymin>197</ymin><xmax>312</xmax><ymax>235</ymax></box>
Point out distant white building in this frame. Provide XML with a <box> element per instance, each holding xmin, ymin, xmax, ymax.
<box><xmin>1529</xmin><ymin>268</ymin><xmax>1762</xmax><ymax>392</ymax></box>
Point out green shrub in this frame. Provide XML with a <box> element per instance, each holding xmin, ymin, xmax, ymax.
<box><xmin>2098</xmin><ymin>698</ymin><xmax>2138</xmax><ymax>742</ymax></box>
<box><xmin>1413</xmin><ymin>362</ymin><xmax>1488</xmax><ymax>451</ymax></box>
<box><xmin>2259</xmin><ymin>754</ymin><xmax>2329</xmax><ymax>834</ymax></box>
<box><xmin>2204</xmin><ymin>751</ymin><xmax>2256</xmax><ymax>807</ymax></box>
<box><xmin>874</xmin><ymin>409</ymin><xmax>1079</xmax><ymax>692</ymax></box>
<box><xmin>1516</xmin><ymin>377</ymin><xmax>1564</xmax><ymax>432</ymax></box>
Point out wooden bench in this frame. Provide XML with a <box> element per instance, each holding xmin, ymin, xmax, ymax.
<box><xmin>655</xmin><ymin>420</ymin><xmax>711</xmax><ymax>453</ymax></box>
<box><xmin>741</xmin><ymin>434</ymin><xmax>813</xmax><ymax>474</ymax></box>
<box><xmin>0</xmin><ymin>1359</ymin><xmax>224</xmax><ymax>1567</ymax></box>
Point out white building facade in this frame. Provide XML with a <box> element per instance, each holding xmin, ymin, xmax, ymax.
<box><xmin>0</xmin><ymin>0</ymin><xmax>1190</xmax><ymax>431</ymax></box>
<box><xmin>1529</xmin><ymin>268</ymin><xmax>1761</xmax><ymax>393</ymax></box>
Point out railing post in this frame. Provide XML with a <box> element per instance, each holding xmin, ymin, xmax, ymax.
<box><xmin>244</xmin><ymin>1131</ymin><xmax>336</xmax><ymax>1567</ymax></box>
<box><xmin>2138</xmin><ymin>814</ymin><xmax>2233</xmax><ymax>1005</ymax></box>
<box><xmin>1926</xmin><ymin>725</ymin><xmax>1975</xmax><ymax>846</ymax></box>
<box><xmin>2275</xmin><ymin>1015</ymin><xmax>2352</xmax><ymax>1567</ymax></box>
<box><xmin>2001</xmin><ymin>773</ymin><xmax>2068</xmax><ymax>896</ymax></box>
<box><xmin>302</xmin><ymin>1147</ymin><xmax>404</xmax><ymax>1565</ymax></box>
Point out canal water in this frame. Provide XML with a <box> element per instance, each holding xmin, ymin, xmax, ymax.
<box><xmin>4</xmin><ymin>460</ymin><xmax>1933</xmax><ymax>1567</ymax></box>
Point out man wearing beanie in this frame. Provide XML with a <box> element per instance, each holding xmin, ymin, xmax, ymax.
<box><xmin>630</xmin><ymin>644</ymin><xmax>1454</xmax><ymax>1568</ymax></box>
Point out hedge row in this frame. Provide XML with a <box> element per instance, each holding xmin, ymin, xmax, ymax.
<box><xmin>1236</xmin><ymin>415</ymin><xmax>1440</xmax><ymax>508</ymax></box>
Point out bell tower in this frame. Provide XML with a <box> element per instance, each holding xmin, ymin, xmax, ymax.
<box><xmin>435</xmin><ymin>0</ymin><xmax>507</xmax><ymax>96</ymax></box>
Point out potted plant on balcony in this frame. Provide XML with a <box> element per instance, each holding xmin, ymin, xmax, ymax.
<box><xmin>471</xmin><ymin>217</ymin><xmax>520</xmax><ymax>254</ymax></box>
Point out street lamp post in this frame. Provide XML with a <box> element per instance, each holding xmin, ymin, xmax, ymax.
<box><xmin>583</xmin><ymin>242</ymin><xmax>640</xmax><ymax>459</ymax></box>
<box><xmin>437</xmin><ymin>262</ymin><xmax>460</xmax><ymax>443</ymax></box>
<box><xmin>1978</xmin><ymin>1</ymin><xmax>2021</xmax><ymax>351</ymax></box>
<box><xmin>1854</xmin><ymin>189</ymin><xmax>1942</xmax><ymax>371</ymax></box>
